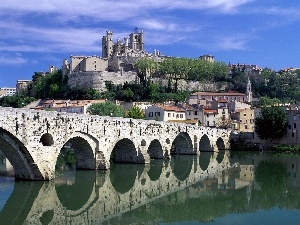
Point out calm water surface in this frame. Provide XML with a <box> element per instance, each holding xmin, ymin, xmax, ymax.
<box><xmin>0</xmin><ymin>151</ymin><xmax>300</xmax><ymax>225</ymax></box>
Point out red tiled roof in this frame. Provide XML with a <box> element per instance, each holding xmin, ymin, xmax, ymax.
<box><xmin>156</xmin><ymin>104</ymin><xmax>185</xmax><ymax>112</ymax></box>
<box><xmin>204</xmin><ymin>109</ymin><xmax>217</xmax><ymax>114</ymax></box>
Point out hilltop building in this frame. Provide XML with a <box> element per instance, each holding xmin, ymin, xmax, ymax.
<box><xmin>62</xmin><ymin>29</ymin><xmax>165</xmax><ymax>76</ymax></box>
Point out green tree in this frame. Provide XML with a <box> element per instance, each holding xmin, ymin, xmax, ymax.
<box><xmin>127</xmin><ymin>105</ymin><xmax>144</xmax><ymax>119</ymax></box>
<box><xmin>254</xmin><ymin>107</ymin><xmax>288</xmax><ymax>140</ymax></box>
<box><xmin>258</xmin><ymin>96</ymin><xmax>281</xmax><ymax>106</ymax></box>
<box><xmin>87</xmin><ymin>102</ymin><xmax>125</xmax><ymax>117</ymax></box>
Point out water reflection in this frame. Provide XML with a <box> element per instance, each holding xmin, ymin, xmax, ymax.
<box><xmin>0</xmin><ymin>151</ymin><xmax>300</xmax><ymax>224</ymax></box>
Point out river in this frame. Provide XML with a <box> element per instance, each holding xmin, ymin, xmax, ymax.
<box><xmin>0</xmin><ymin>151</ymin><xmax>300</xmax><ymax>225</ymax></box>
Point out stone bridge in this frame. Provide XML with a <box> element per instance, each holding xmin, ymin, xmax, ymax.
<box><xmin>0</xmin><ymin>152</ymin><xmax>232</xmax><ymax>225</ymax></box>
<box><xmin>0</xmin><ymin>107</ymin><xmax>231</xmax><ymax>180</ymax></box>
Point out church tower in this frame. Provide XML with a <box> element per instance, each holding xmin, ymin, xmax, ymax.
<box><xmin>102</xmin><ymin>31</ymin><xmax>113</xmax><ymax>58</ymax></box>
<box><xmin>129</xmin><ymin>28</ymin><xmax>144</xmax><ymax>52</ymax></box>
<box><xmin>246</xmin><ymin>76</ymin><xmax>252</xmax><ymax>103</ymax></box>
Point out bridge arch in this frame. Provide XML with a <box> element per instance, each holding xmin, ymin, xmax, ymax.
<box><xmin>216</xmin><ymin>137</ymin><xmax>226</xmax><ymax>163</ymax></box>
<box><xmin>171</xmin><ymin>132</ymin><xmax>194</xmax><ymax>155</ymax></box>
<box><xmin>0</xmin><ymin>128</ymin><xmax>43</xmax><ymax>180</ymax></box>
<box><xmin>59</xmin><ymin>132</ymin><xmax>99</xmax><ymax>170</ymax></box>
<box><xmin>199</xmin><ymin>134</ymin><xmax>213</xmax><ymax>152</ymax></box>
<box><xmin>111</xmin><ymin>138</ymin><xmax>140</xmax><ymax>164</ymax></box>
<box><xmin>148</xmin><ymin>139</ymin><xmax>163</xmax><ymax>159</ymax></box>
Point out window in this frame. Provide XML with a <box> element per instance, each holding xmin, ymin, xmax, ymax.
<box><xmin>244</xmin><ymin>113</ymin><xmax>246</xmax><ymax>117</ymax></box>
<box><xmin>294</xmin><ymin>123</ymin><xmax>297</xmax><ymax>129</ymax></box>
<box><xmin>207</xmin><ymin>121</ymin><xmax>210</xmax><ymax>126</ymax></box>
<box><xmin>245</xmin><ymin>124</ymin><xmax>248</xmax><ymax>129</ymax></box>
<box><xmin>180</xmin><ymin>114</ymin><xmax>183</xmax><ymax>118</ymax></box>
<box><xmin>189</xmin><ymin>112</ymin><xmax>191</xmax><ymax>115</ymax></box>
<box><xmin>195</xmin><ymin>111</ymin><xmax>198</xmax><ymax>115</ymax></box>
<box><xmin>149</xmin><ymin>112</ymin><xmax>153</xmax><ymax>117</ymax></box>
<box><xmin>293</xmin><ymin>115</ymin><xmax>297</xmax><ymax>121</ymax></box>
<box><xmin>292</xmin><ymin>133</ymin><xmax>295</xmax><ymax>138</ymax></box>
<box><xmin>168</xmin><ymin>113</ymin><xmax>171</xmax><ymax>117</ymax></box>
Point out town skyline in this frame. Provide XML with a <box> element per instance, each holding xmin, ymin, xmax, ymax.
<box><xmin>1</xmin><ymin>0</ymin><xmax>300</xmax><ymax>87</ymax></box>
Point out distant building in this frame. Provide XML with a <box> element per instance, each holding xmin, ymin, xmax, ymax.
<box><xmin>199</xmin><ymin>54</ymin><xmax>215</xmax><ymax>63</ymax></box>
<box><xmin>189</xmin><ymin>90</ymin><xmax>252</xmax><ymax>104</ymax></box>
<box><xmin>62</xmin><ymin>29</ymin><xmax>166</xmax><ymax>76</ymax></box>
<box><xmin>230</xmin><ymin>108</ymin><xmax>254</xmax><ymax>132</ymax></box>
<box><xmin>16</xmin><ymin>80</ymin><xmax>32</xmax><ymax>93</ymax></box>
<box><xmin>145</xmin><ymin>104</ymin><xmax>186</xmax><ymax>122</ymax></box>
<box><xmin>0</xmin><ymin>87</ymin><xmax>16</xmax><ymax>97</ymax></box>
<box><xmin>32</xmin><ymin>99</ymin><xmax>106</xmax><ymax>114</ymax></box>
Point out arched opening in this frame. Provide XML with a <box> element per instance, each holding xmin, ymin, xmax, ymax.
<box><xmin>148</xmin><ymin>139</ymin><xmax>163</xmax><ymax>159</ymax></box>
<box><xmin>55</xmin><ymin>170</ymin><xmax>95</xmax><ymax>211</ymax></box>
<box><xmin>216</xmin><ymin>137</ymin><xmax>226</xmax><ymax>163</ymax></box>
<box><xmin>110</xmin><ymin>163</ymin><xmax>144</xmax><ymax>194</ymax></box>
<box><xmin>110</xmin><ymin>138</ymin><xmax>139</xmax><ymax>164</ymax></box>
<box><xmin>199</xmin><ymin>135</ymin><xmax>213</xmax><ymax>152</ymax></box>
<box><xmin>171</xmin><ymin>155</ymin><xmax>193</xmax><ymax>181</ymax></box>
<box><xmin>0</xmin><ymin>128</ymin><xmax>43</xmax><ymax>180</ymax></box>
<box><xmin>40</xmin><ymin>133</ymin><xmax>54</xmax><ymax>146</ymax></box>
<box><xmin>216</xmin><ymin>137</ymin><xmax>225</xmax><ymax>150</ymax></box>
<box><xmin>147</xmin><ymin>159</ymin><xmax>163</xmax><ymax>181</ymax></box>
<box><xmin>56</xmin><ymin>136</ymin><xmax>95</xmax><ymax>171</ymax></box>
<box><xmin>171</xmin><ymin>132</ymin><xmax>194</xmax><ymax>155</ymax></box>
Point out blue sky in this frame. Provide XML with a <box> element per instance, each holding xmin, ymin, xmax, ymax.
<box><xmin>1</xmin><ymin>0</ymin><xmax>300</xmax><ymax>87</ymax></box>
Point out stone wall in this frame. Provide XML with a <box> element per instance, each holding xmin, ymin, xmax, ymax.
<box><xmin>67</xmin><ymin>71</ymin><xmax>139</xmax><ymax>92</ymax></box>
<box><xmin>68</xmin><ymin>71</ymin><xmax>227</xmax><ymax>92</ymax></box>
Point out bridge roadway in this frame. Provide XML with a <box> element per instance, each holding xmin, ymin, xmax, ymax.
<box><xmin>0</xmin><ymin>107</ymin><xmax>231</xmax><ymax>180</ymax></box>
<box><xmin>0</xmin><ymin>151</ymin><xmax>232</xmax><ymax>225</ymax></box>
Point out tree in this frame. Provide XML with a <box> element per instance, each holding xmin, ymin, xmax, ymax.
<box><xmin>254</xmin><ymin>107</ymin><xmax>288</xmax><ymax>140</ymax></box>
<box><xmin>258</xmin><ymin>96</ymin><xmax>281</xmax><ymax>107</ymax></box>
<box><xmin>87</xmin><ymin>102</ymin><xmax>125</xmax><ymax>117</ymax></box>
<box><xmin>127</xmin><ymin>105</ymin><xmax>144</xmax><ymax>119</ymax></box>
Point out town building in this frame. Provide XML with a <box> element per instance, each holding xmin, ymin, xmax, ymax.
<box><xmin>16</xmin><ymin>80</ymin><xmax>32</xmax><ymax>93</ymax></box>
<box><xmin>32</xmin><ymin>99</ymin><xmax>106</xmax><ymax>114</ymax></box>
<box><xmin>0</xmin><ymin>87</ymin><xmax>16</xmax><ymax>97</ymax></box>
<box><xmin>145</xmin><ymin>104</ymin><xmax>186</xmax><ymax>122</ymax></box>
<box><xmin>189</xmin><ymin>90</ymin><xmax>251</xmax><ymax>104</ymax></box>
<box><xmin>230</xmin><ymin>108</ymin><xmax>254</xmax><ymax>132</ymax></box>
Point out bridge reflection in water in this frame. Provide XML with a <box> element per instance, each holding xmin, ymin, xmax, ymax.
<box><xmin>1</xmin><ymin>151</ymin><xmax>300</xmax><ymax>225</ymax></box>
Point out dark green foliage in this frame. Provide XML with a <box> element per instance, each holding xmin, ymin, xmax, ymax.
<box><xmin>87</xmin><ymin>102</ymin><xmax>126</xmax><ymax>117</ymax></box>
<box><xmin>0</xmin><ymin>93</ymin><xmax>35</xmax><ymax>108</ymax></box>
<box><xmin>254</xmin><ymin>107</ymin><xmax>288</xmax><ymax>140</ymax></box>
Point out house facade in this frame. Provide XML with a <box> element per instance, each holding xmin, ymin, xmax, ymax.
<box><xmin>145</xmin><ymin>105</ymin><xmax>186</xmax><ymax>122</ymax></box>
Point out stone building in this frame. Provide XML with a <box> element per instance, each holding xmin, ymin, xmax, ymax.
<box><xmin>62</xmin><ymin>29</ymin><xmax>164</xmax><ymax>76</ymax></box>
<box><xmin>230</xmin><ymin>108</ymin><xmax>254</xmax><ymax>132</ymax></box>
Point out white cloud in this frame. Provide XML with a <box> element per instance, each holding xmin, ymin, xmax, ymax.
<box><xmin>0</xmin><ymin>0</ymin><xmax>254</xmax><ymax>20</ymax></box>
<box><xmin>0</xmin><ymin>56</ymin><xmax>28</xmax><ymax>64</ymax></box>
